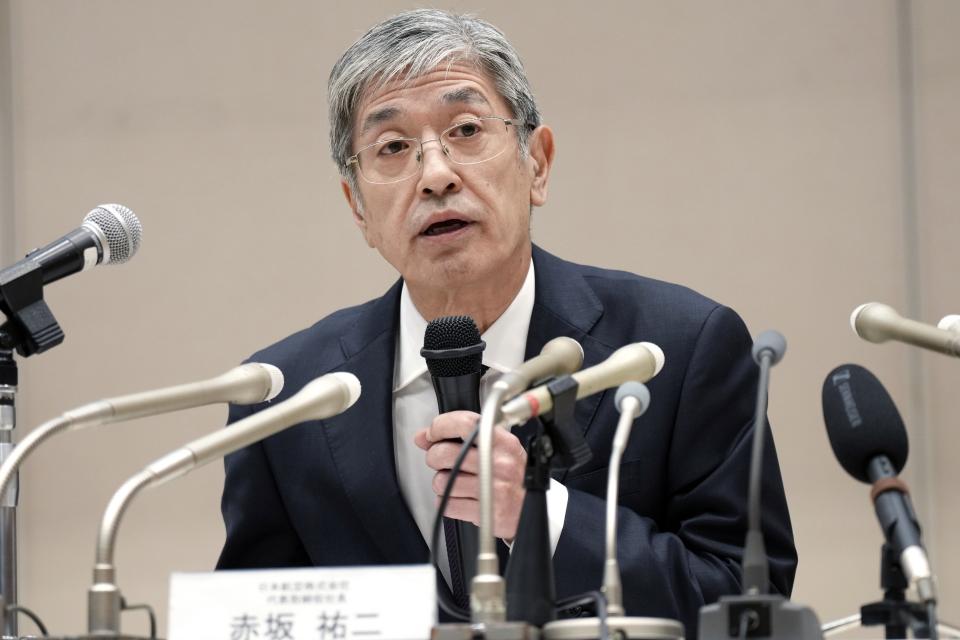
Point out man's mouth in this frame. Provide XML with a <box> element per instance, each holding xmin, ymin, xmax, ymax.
<box><xmin>421</xmin><ymin>219</ymin><xmax>472</xmax><ymax>236</ymax></box>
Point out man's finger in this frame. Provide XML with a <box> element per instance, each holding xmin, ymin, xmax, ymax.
<box><xmin>425</xmin><ymin>410</ymin><xmax>480</xmax><ymax>443</ymax></box>
<box><xmin>432</xmin><ymin>470</ymin><xmax>480</xmax><ymax>498</ymax></box>
<box><xmin>425</xmin><ymin>442</ymin><xmax>479</xmax><ymax>474</ymax></box>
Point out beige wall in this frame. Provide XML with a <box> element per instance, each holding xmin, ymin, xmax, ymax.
<box><xmin>1</xmin><ymin>0</ymin><xmax>958</xmax><ymax>635</ymax></box>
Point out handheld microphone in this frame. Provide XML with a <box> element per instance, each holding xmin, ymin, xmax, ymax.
<box><xmin>87</xmin><ymin>371</ymin><xmax>361</xmax><ymax>636</ymax></box>
<box><xmin>420</xmin><ymin>315</ymin><xmax>485</xmax><ymax>608</ymax></box>
<box><xmin>938</xmin><ymin>315</ymin><xmax>960</xmax><ymax>333</ymax></box>
<box><xmin>0</xmin><ymin>204</ymin><xmax>142</xmax><ymax>297</ymax></box>
<box><xmin>699</xmin><ymin>331</ymin><xmax>823</xmax><ymax>640</ymax></box>
<box><xmin>821</xmin><ymin>364</ymin><xmax>936</xmax><ymax>603</ymax></box>
<box><xmin>0</xmin><ymin>362</ymin><xmax>284</xmax><ymax>509</ymax></box>
<box><xmin>851</xmin><ymin>303</ymin><xmax>960</xmax><ymax>358</ymax></box>
<box><xmin>499</xmin><ymin>342</ymin><xmax>664</xmax><ymax>427</ymax></box>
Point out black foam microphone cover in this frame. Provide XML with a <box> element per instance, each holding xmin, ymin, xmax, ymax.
<box><xmin>821</xmin><ymin>363</ymin><xmax>908</xmax><ymax>483</ymax></box>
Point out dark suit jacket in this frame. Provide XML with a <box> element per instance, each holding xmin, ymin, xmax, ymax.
<box><xmin>217</xmin><ymin>245</ymin><xmax>797</xmax><ymax>637</ymax></box>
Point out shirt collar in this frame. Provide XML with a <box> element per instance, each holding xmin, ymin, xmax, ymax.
<box><xmin>394</xmin><ymin>260</ymin><xmax>536</xmax><ymax>392</ymax></box>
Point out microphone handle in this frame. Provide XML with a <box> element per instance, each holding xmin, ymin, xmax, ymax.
<box><xmin>24</xmin><ymin>227</ymin><xmax>102</xmax><ymax>284</ymax></box>
<box><xmin>433</xmin><ymin>373</ymin><xmax>483</xmax><ymax>414</ymax></box>
<box><xmin>431</xmin><ymin>372</ymin><xmax>482</xmax><ymax>603</ymax></box>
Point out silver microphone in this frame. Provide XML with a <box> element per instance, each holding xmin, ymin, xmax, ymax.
<box><xmin>0</xmin><ymin>362</ymin><xmax>284</xmax><ymax>506</ymax></box>
<box><xmin>87</xmin><ymin>371</ymin><xmax>361</xmax><ymax>636</ymax></box>
<box><xmin>499</xmin><ymin>342</ymin><xmax>665</xmax><ymax>427</ymax></box>
<box><xmin>851</xmin><ymin>302</ymin><xmax>960</xmax><ymax>358</ymax></box>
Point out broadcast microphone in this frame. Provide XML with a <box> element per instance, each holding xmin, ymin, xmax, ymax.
<box><xmin>0</xmin><ymin>204</ymin><xmax>142</xmax><ymax>295</ymax></box>
<box><xmin>420</xmin><ymin>315</ymin><xmax>485</xmax><ymax>607</ymax></box>
<box><xmin>938</xmin><ymin>315</ymin><xmax>960</xmax><ymax>333</ymax></box>
<box><xmin>541</xmin><ymin>382</ymin><xmax>685</xmax><ymax>640</ymax></box>
<box><xmin>499</xmin><ymin>342</ymin><xmax>664</xmax><ymax>428</ymax></box>
<box><xmin>87</xmin><ymin>371</ymin><xmax>361</xmax><ymax>636</ymax></box>
<box><xmin>821</xmin><ymin>364</ymin><xmax>936</xmax><ymax>604</ymax></box>
<box><xmin>0</xmin><ymin>362</ymin><xmax>284</xmax><ymax>509</ymax></box>
<box><xmin>699</xmin><ymin>331</ymin><xmax>823</xmax><ymax>640</ymax></box>
<box><xmin>851</xmin><ymin>303</ymin><xmax>960</xmax><ymax>358</ymax></box>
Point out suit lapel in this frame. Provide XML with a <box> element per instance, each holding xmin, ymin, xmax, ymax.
<box><xmin>522</xmin><ymin>246</ymin><xmax>614</xmax><ymax>480</ymax></box>
<box><xmin>321</xmin><ymin>280</ymin><xmax>429</xmax><ymax>564</ymax></box>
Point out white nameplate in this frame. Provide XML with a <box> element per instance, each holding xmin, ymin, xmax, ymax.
<box><xmin>168</xmin><ymin>564</ymin><xmax>436</xmax><ymax>640</ymax></box>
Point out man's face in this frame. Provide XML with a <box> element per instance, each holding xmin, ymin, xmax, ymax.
<box><xmin>341</xmin><ymin>64</ymin><xmax>553</xmax><ymax>291</ymax></box>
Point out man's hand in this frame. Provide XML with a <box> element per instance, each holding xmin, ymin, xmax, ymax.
<box><xmin>413</xmin><ymin>410</ymin><xmax>527</xmax><ymax>542</ymax></box>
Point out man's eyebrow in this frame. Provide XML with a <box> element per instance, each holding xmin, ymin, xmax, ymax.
<box><xmin>360</xmin><ymin>106</ymin><xmax>403</xmax><ymax>136</ymax></box>
<box><xmin>440</xmin><ymin>87</ymin><xmax>490</xmax><ymax>107</ymax></box>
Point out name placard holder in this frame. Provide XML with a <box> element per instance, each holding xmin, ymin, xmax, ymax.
<box><xmin>168</xmin><ymin>564</ymin><xmax>436</xmax><ymax>640</ymax></box>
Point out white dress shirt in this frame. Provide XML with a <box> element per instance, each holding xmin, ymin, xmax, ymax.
<box><xmin>392</xmin><ymin>261</ymin><xmax>569</xmax><ymax>585</ymax></box>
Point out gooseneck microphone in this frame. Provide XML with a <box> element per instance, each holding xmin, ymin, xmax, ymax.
<box><xmin>87</xmin><ymin>371</ymin><xmax>361</xmax><ymax>636</ymax></box>
<box><xmin>821</xmin><ymin>364</ymin><xmax>936</xmax><ymax>604</ymax></box>
<box><xmin>851</xmin><ymin>303</ymin><xmax>960</xmax><ymax>358</ymax></box>
<box><xmin>499</xmin><ymin>342</ymin><xmax>664</xmax><ymax>427</ymax></box>
<box><xmin>420</xmin><ymin>315</ymin><xmax>485</xmax><ymax>608</ymax></box>
<box><xmin>742</xmin><ymin>330</ymin><xmax>787</xmax><ymax>595</ymax></box>
<box><xmin>0</xmin><ymin>204</ymin><xmax>142</xmax><ymax>295</ymax></box>
<box><xmin>699</xmin><ymin>331</ymin><xmax>822</xmax><ymax>640</ymax></box>
<box><xmin>0</xmin><ymin>362</ymin><xmax>284</xmax><ymax>507</ymax></box>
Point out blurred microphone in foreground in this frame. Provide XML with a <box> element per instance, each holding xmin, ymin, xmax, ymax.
<box><xmin>851</xmin><ymin>303</ymin><xmax>960</xmax><ymax>358</ymax></box>
<box><xmin>88</xmin><ymin>371</ymin><xmax>361</xmax><ymax>636</ymax></box>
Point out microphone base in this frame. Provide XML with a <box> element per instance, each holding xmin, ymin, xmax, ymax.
<box><xmin>433</xmin><ymin>621</ymin><xmax>540</xmax><ymax>639</ymax></box>
<box><xmin>541</xmin><ymin>616</ymin><xmax>684</xmax><ymax>639</ymax></box>
<box><xmin>699</xmin><ymin>594</ymin><xmax>822</xmax><ymax>640</ymax></box>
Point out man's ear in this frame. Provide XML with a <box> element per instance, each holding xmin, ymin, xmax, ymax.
<box><xmin>527</xmin><ymin>125</ymin><xmax>555</xmax><ymax>207</ymax></box>
<box><xmin>341</xmin><ymin>179</ymin><xmax>374</xmax><ymax>248</ymax></box>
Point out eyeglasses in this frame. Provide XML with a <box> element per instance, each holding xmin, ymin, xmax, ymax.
<box><xmin>347</xmin><ymin>116</ymin><xmax>525</xmax><ymax>185</ymax></box>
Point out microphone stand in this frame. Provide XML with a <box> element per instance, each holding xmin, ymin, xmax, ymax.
<box><xmin>0</xmin><ymin>262</ymin><xmax>71</xmax><ymax>638</ymax></box>
<box><xmin>858</xmin><ymin>543</ymin><xmax>935</xmax><ymax>639</ymax></box>
<box><xmin>505</xmin><ymin>375</ymin><xmax>590</xmax><ymax>628</ymax></box>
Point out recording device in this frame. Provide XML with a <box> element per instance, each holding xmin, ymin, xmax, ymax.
<box><xmin>541</xmin><ymin>382</ymin><xmax>683</xmax><ymax>640</ymax></box>
<box><xmin>699</xmin><ymin>331</ymin><xmax>822</xmax><ymax>640</ymax></box>
<box><xmin>851</xmin><ymin>303</ymin><xmax>960</xmax><ymax>358</ymax></box>
<box><xmin>821</xmin><ymin>364</ymin><xmax>936</xmax><ymax>604</ymax></box>
<box><xmin>87</xmin><ymin>371</ymin><xmax>361</xmax><ymax>636</ymax></box>
<box><xmin>420</xmin><ymin>315</ymin><xmax>485</xmax><ymax>607</ymax></box>
<box><xmin>0</xmin><ymin>362</ymin><xmax>284</xmax><ymax>505</ymax></box>
<box><xmin>938</xmin><ymin>315</ymin><xmax>960</xmax><ymax>333</ymax></box>
<box><xmin>499</xmin><ymin>342</ymin><xmax>664</xmax><ymax>427</ymax></box>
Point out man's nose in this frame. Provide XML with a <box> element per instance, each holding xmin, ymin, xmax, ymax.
<box><xmin>417</xmin><ymin>138</ymin><xmax>462</xmax><ymax>197</ymax></box>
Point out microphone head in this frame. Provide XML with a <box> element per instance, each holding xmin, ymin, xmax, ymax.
<box><xmin>638</xmin><ymin>342</ymin><xmax>665</xmax><ymax>376</ymax></box>
<box><xmin>821</xmin><ymin>363</ymin><xmax>908</xmax><ymax>483</ymax></box>
<box><xmin>83</xmin><ymin>204</ymin><xmax>143</xmax><ymax>264</ymax></box>
<box><xmin>751</xmin><ymin>330</ymin><xmax>787</xmax><ymax>366</ymax></box>
<box><xmin>938</xmin><ymin>314</ymin><xmax>960</xmax><ymax>333</ymax></box>
<box><xmin>850</xmin><ymin>302</ymin><xmax>900</xmax><ymax>343</ymax></box>
<box><xmin>329</xmin><ymin>371</ymin><xmax>362</xmax><ymax>409</ymax></box>
<box><xmin>256</xmin><ymin>363</ymin><xmax>285</xmax><ymax>402</ymax></box>
<box><xmin>540</xmin><ymin>336</ymin><xmax>585</xmax><ymax>375</ymax></box>
<box><xmin>421</xmin><ymin>315</ymin><xmax>484</xmax><ymax>377</ymax></box>
<box><xmin>615</xmin><ymin>381</ymin><xmax>651</xmax><ymax>417</ymax></box>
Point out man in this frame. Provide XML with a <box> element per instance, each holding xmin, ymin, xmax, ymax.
<box><xmin>218</xmin><ymin>9</ymin><xmax>796</xmax><ymax>636</ymax></box>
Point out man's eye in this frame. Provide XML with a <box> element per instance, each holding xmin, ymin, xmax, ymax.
<box><xmin>378</xmin><ymin>140</ymin><xmax>410</xmax><ymax>156</ymax></box>
<box><xmin>450</xmin><ymin>122</ymin><xmax>482</xmax><ymax>138</ymax></box>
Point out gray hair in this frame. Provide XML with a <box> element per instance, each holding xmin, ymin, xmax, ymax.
<box><xmin>327</xmin><ymin>9</ymin><xmax>541</xmax><ymax>194</ymax></box>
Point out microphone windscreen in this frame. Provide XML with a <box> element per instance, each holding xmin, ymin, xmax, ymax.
<box><xmin>752</xmin><ymin>330</ymin><xmax>787</xmax><ymax>366</ymax></box>
<box><xmin>422</xmin><ymin>315</ymin><xmax>484</xmax><ymax>377</ymax></box>
<box><xmin>821</xmin><ymin>363</ymin><xmax>908</xmax><ymax>483</ymax></box>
